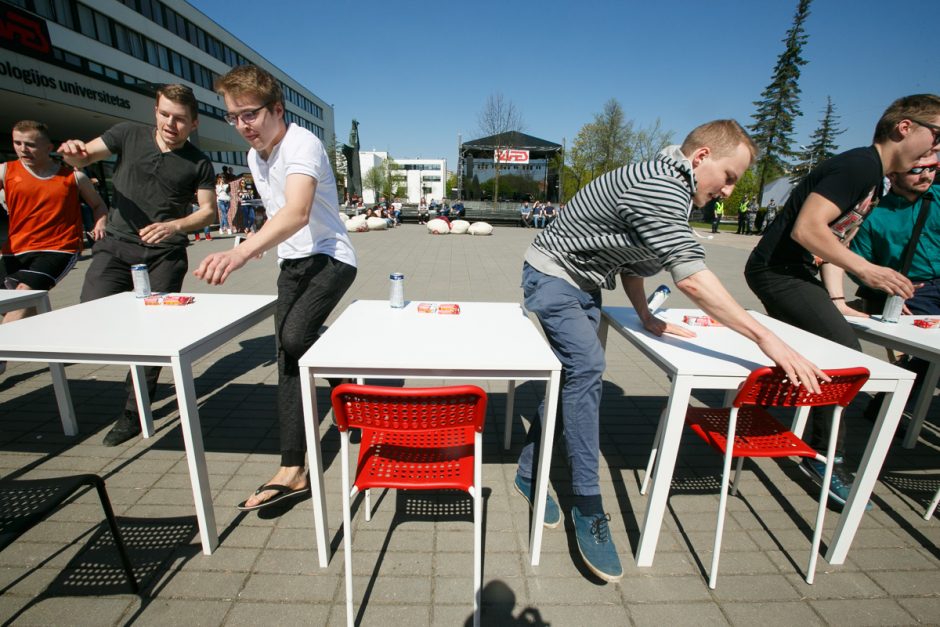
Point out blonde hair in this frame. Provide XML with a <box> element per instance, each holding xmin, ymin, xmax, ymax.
<box><xmin>12</xmin><ymin>120</ymin><xmax>50</xmax><ymax>141</ymax></box>
<box><xmin>681</xmin><ymin>119</ymin><xmax>758</xmax><ymax>164</ymax></box>
<box><xmin>215</xmin><ymin>65</ymin><xmax>284</xmax><ymax>110</ymax></box>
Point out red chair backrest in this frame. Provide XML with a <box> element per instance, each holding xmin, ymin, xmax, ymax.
<box><xmin>331</xmin><ymin>384</ymin><xmax>487</xmax><ymax>434</ymax></box>
<box><xmin>732</xmin><ymin>367</ymin><xmax>869</xmax><ymax>409</ymax></box>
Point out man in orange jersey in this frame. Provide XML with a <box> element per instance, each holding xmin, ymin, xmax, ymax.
<box><xmin>0</xmin><ymin>120</ymin><xmax>107</xmax><ymax>322</ymax></box>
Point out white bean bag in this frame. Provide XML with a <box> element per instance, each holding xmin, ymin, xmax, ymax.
<box><xmin>346</xmin><ymin>216</ymin><xmax>369</xmax><ymax>232</ymax></box>
<box><xmin>427</xmin><ymin>218</ymin><xmax>450</xmax><ymax>234</ymax></box>
<box><xmin>366</xmin><ymin>217</ymin><xmax>388</xmax><ymax>231</ymax></box>
<box><xmin>468</xmin><ymin>222</ymin><xmax>494</xmax><ymax>236</ymax></box>
<box><xmin>450</xmin><ymin>219</ymin><xmax>470</xmax><ymax>234</ymax></box>
<box><xmin>338</xmin><ymin>212</ymin><xmax>349</xmax><ymax>222</ymax></box>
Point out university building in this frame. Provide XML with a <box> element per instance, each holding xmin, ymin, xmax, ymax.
<box><xmin>357</xmin><ymin>151</ymin><xmax>447</xmax><ymax>205</ymax></box>
<box><xmin>0</xmin><ymin>0</ymin><xmax>333</xmax><ymax>180</ymax></box>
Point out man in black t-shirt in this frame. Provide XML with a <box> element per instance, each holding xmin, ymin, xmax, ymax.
<box><xmin>59</xmin><ymin>84</ymin><xmax>217</xmax><ymax>446</ymax></box>
<box><xmin>745</xmin><ymin>93</ymin><xmax>940</xmax><ymax>506</ymax></box>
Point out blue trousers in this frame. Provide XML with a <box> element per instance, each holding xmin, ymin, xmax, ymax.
<box><xmin>517</xmin><ymin>263</ymin><xmax>605</xmax><ymax>496</ymax></box>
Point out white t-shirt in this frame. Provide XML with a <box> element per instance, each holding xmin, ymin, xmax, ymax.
<box><xmin>248</xmin><ymin>124</ymin><xmax>357</xmax><ymax>267</ymax></box>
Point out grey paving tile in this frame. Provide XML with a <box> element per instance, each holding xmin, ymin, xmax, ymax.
<box><xmin>896</xmin><ymin>596</ymin><xmax>940</xmax><ymax>624</ymax></box>
<box><xmin>226</xmin><ymin>601</ymin><xmax>330</xmax><ymax>626</ymax></box>
<box><xmin>0</xmin><ymin>596</ymin><xmax>133</xmax><ymax>626</ymax></box>
<box><xmin>630</xmin><ymin>602</ymin><xmax>729</xmax><ymax>627</ymax></box>
<box><xmin>810</xmin><ymin>598</ymin><xmax>916</xmax><ymax>626</ymax></box>
<box><xmin>865</xmin><ymin>568</ymin><xmax>940</xmax><ymax>597</ymax></box>
<box><xmin>123</xmin><ymin>598</ymin><xmax>231</xmax><ymax>626</ymax></box>
<box><xmin>237</xmin><ymin>572</ymin><xmax>337</xmax><ymax>602</ymax></box>
<box><xmin>721</xmin><ymin>601</ymin><xmax>824</xmax><ymax>626</ymax></box>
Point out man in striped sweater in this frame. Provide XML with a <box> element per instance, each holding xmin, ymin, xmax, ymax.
<box><xmin>513</xmin><ymin>120</ymin><xmax>826</xmax><ymax>582</ymax></box>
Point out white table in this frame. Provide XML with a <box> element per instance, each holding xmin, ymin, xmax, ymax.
<box><xmin>0</xmin><ymin>290</ymin><xmax>75</xmax><ymax>434</ymax></box>
<box><xmin>0</xmin><ymin>292</ymin><xmax>277</xmax><ymax>554</ymax></box>
<box><xmin>299</xmin><ymin>299</ymin><xmax>561</xmax><ymax>568</ymax></box>
<box><xmin>845</xmin><ymin>315</ymin><xmax>940</xmax><ymax>448</ymax></box>
<box><xmin>599</xmin><ymin>307</ymin><xmax>915</xmax><ymax>567</ymax></box>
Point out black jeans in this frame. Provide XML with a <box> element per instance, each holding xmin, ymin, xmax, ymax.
<box><xmin>276</xmin><ymin>254</ymin><xmax>357</xmax><ymax>467</ymax></box>
<box><xmin>80</xmin><ymin>236</ymin><xmax>189</xmax><ymax>415</ymax></box>
<box><xmin>745</xmin><ymin>264</ymin><xmax>861</xmax><ymax>457</ymax></box>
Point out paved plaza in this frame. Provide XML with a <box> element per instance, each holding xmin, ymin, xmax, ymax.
<box><xmin>0</xmin><ymin>224</ymin><xmax>938</xmax><ymax>626</ymax></box>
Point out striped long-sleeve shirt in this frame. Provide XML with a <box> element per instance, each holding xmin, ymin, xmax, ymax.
<box><xmin>525</xmin><ymin>145</ymin><xmax>707</xmax><ymax>291</ymax></box>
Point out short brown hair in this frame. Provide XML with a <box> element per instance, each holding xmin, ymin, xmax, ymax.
<box><xmin>681</xmin><ymin>119</ymin><xmax>758</xmax><ymax>164</ymax></box>
<box><xmin>155</xmin><ymin>84</ymin><xmax>198</xmax><ymax>120</ymax></box>
<box><xmin>873</xmin><ymin>94</ymin><xmax>940</xmax><ymax>142</ymax></box>
<box><xmin>215</xmin><ymin>65</ymin><xmax>284</xmax><ymax>110</ymax></box>
<box><xmin>12</xmin><ymin>120</ymin><xmax>50</xmax><ymax>141</ymax></box>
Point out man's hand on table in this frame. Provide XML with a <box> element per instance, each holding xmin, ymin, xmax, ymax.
<box><xmin>641</xmin><ymin>314</ymin><xmax>696</xmax><ymax>339</ymax></box>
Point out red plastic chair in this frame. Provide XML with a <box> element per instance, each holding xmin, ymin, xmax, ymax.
<box><xmin>331</xmin><ymin>384</ymin><xmax>488</xmax><ymax>627</ymax></box>
<box><xmin>683</xmin><ymin>367</ymin><xmax>869</xmax><ymax>588</ymax></box>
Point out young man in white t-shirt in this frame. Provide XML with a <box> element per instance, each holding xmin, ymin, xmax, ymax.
<box><xmin>195</xmin><ymin>65</ymin><xmax>358</xmax><ymax>511</ymax></box>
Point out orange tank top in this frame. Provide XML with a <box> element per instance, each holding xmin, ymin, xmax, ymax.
<box><xmin>2</xmin><ymin>160</ymin><xmax>83</xmax><ymax>254</ymax></box>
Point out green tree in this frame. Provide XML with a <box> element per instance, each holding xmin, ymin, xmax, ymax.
<box><xmin>382</xmin><ymin>158</ymin><xmax>406</xmax><ymax>201</ymax></box>
<box><xmin>363</xmin><ymin>165</ymin><xmax>385</xmax><ymax>204</ymax></box>
<box><xmin>567</xmin><ymin>99</ymin><xmax>673</xmax><ymax>195</ymax></box>
<box><xmin>724</xmin><ymin>168</ymin><xmax>759</xmax><ymax>214</ymax></box>
<box><xmin>749</xmin><ymin>0</ymin><xmax>812</xmax><ymax>200</ymax></box>
<box><xmin>790</xmin><ymin>96</ymin><xmax>844</xmax><ymax>184</ymax></box>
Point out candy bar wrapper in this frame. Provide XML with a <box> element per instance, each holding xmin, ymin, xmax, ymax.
<box><xmin>144</xmin><ymin>295</ymin><xmax>196</xmax><ymax>306</ymax></box>
<box><xmin>417</xmin><ymin>303</ymin><xmax>438</xmax><ymax>313</ymax></box>
<box><xmin>683</xmin><ymin>315</ymin><xmax>723</xmax><ymax>327</ymax></box>
<box><xmin>417</xmin><ymin>303</ymin><xmax>460</xmax><ymax>314</ymax></box>
<box><xmin>913</xmin><ymin>318</ymin><xmax>939</xmax><ymax>329</ymax></box>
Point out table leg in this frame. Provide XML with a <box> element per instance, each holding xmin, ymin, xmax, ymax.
<box><xmin>529</xmin><ymin>369</ymin><xmax>560</xmax><ymax>566</ymax></box>
<box><xmin>826</xmin><ymin>378</ymin><xmax>913</xmax><ymax>564</ymax></box>
<box><xmin>170</xmin><ymin>356</ymin><xmax>218</xmax><ymax>555</ymax></box>
<box><xmin>129</xmin><ymin>365</ymin><xmax>155</xmax><ymax>438</ymax></box>
<box><xmin>32</xmin><ymin>294</ymin><xmax>77</xmax><ymax>436</ymax></box>
<box><xmin>504</xmin><ymin>380</ymin><xmax>516</xmax><ymax>450</ymax></box>
<box><xmin>301</xmin><ymin>367</ymin><xmax>331</xmax><ymax>567</ymax></box>
<box><xmin>902</xmin><ymin>360</ymin><xmax>939</xmax><ymax>449</ymax></box>
<box><xmin>636</xmin><ymin>375</ymin><xmax>693</xmax><ymax>567</ymax></box>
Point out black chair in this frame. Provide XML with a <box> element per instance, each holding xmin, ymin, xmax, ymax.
<box><xmin>0</xmin><ymin>474</ymin><xmax>138</xmax><ymax>593</ymax></box>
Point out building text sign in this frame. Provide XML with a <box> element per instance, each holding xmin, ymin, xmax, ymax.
<box><xmin>494</xmin><ymin>149</ymin><xmax>529</xmax><ymax>164</ymax></box>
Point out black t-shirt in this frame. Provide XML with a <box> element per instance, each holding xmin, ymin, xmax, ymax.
<box><xmin>101</xmin><ymin>122</ymin><xmax>215</xmax><ymax>248</ymax></box>
<box><xmin>748</xmin><ymin>146</ymin><xmax>884</xmax><ymax>271</ymax></box>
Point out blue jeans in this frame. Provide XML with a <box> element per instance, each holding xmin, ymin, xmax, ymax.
<box><xmin>218</xmin><ymin>199</ymin><xmax>230</xmax><ymax>230</ymax></box>
<box><xmin>517</xmin><ymin>263</ymin><xmax>606</xmax><ymax>496</ymax></box>
<box><xmin>243</xmin><ymin>203</ymin><xmax>256</xmax><ymax>231</ymax></box>
<box><xmin>907</xmin><ymin>278</ymin><xmax>940</xmax><ymax>315</ymax></box>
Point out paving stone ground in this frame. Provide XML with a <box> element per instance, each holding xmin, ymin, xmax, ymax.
<box><xmin>0</xmin><ymin>223</ymin><xmax>937</xmax><ymax>626</ymax></box>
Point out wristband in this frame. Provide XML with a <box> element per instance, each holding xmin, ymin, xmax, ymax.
<box><xmin>830</xmin><ymin>296</ymin><xmax>845</xmax><ymax>301</ymax></box>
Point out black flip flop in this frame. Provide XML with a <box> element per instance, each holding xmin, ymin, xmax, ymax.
<box><xmin>236</xmin><ymin>483</ymin><xmax>311</xmax><ymax>511</ymax></box>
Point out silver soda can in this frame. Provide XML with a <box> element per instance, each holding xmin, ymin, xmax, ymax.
<box><xmin>389</xmin><ymin>273</ymin><xmax>405</xmax><ymax>308</ymax></box>
<box><xmin>647</xmin><ymin>284</ymin><xmax>671</xmax><ymax>314</ymax></box>
<box><xmin>881</xmin><ymin>294</ymin><xmax>903</xmax><ymax>323</ymax></box>
<box><xmin>131</xmin><ymin>264</ymin><xmax>151</xmax><ymax>298</ymax></box>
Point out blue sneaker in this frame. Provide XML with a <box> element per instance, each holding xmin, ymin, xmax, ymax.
<box><xmin>572</xmin><ymin>506</ymin><xmax>623</xmax><ymax>582</ymax></box>
<box><xmin>799</xmin><ymin>457</ymin><xmax>873</xmax><ymax>511</ymax></box>
<box><xmin>513</xmin><ymin>473</ymin><xmax>561</xmax><ymax>528</ymax></box>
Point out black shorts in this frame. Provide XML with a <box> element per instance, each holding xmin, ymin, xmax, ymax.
<box><xmin>1</xmin><ymin>251</ymin><xmax>79</xmax><ymax>290</ymax></box>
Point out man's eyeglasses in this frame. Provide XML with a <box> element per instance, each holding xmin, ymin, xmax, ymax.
<box><xmin>912</xmin><ymin>119</ymin><xmax>940</xmax><ymax>146</ymax></box>
<box><xmin>908</xmin><ymin>164</ymin><xmax>939</xmax><ymax>175</ymax></box>
<box><xmin>224</xmin><ymin>103</ymin><xmax>271</xmax><ymax>126</ymax></box>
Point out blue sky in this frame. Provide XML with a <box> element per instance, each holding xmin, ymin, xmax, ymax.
<box><xmin>189</xmin><ymin>0</ymin><xmax>934</xmax><ymax>170</ymax></box>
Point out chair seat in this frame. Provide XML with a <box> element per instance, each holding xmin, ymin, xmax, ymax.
<box><xmin>355</xmin><ymin>426</ymin><xmax>477</xmax><ymax>493</ymax></box>
<box><xmin>686</xmin><ymin>406</ymin><xmax>817</xmax><ymax>459</ymax></box>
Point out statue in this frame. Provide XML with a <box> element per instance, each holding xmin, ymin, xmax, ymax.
<box><xmin>342</xmin><ymin>119</ymin><xmax>362</xmax><ymax>200</ymax></box>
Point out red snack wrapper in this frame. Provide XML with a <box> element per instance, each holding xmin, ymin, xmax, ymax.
<box><xmin>162</xmin><ymin>295</ymin><xmax>196</xmax><ymax>306</ymax></box>
<box><xmin>683</xmin><ymin>315</ymin><xmax>723</xmax><ymax>327</ymax></box>
<box><xmin>438</xmin><ymin>303</ymin><xmax>461</xmax><ymax>315</ymax></box>
<box><xmin>143</xmin><ymin>295</ymin><xmax>196</xmax><ymax>306</ymax></box>
<box><xmin>417</xmin><ymin>303</ymin><xmax>437</xmax><ymax>313</ymax></box>
<box><xmin>913</xmin><ymin>318</ymin><xmax>939</xmax><ymax>329</ymax></box>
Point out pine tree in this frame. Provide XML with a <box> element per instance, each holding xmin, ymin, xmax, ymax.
<box><xmin>749</xmin><ymin>0</ymin><xmax>812</xmax><ymax>204</ymax></box>
<box><xmin>790</xmin><ymin>96</ymin><xmax>845</xmax><ymax>184</ymax></box>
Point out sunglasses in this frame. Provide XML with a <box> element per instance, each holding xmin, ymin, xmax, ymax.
<box><xmin>908</xmin><ymin>164</ymin><xmax>939</xmax><ymax>175</ymax></box>
<box><xmin>911</xmin><ymin>119</ymin><xmax>940</xmax><ymax>146</ymax></box>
